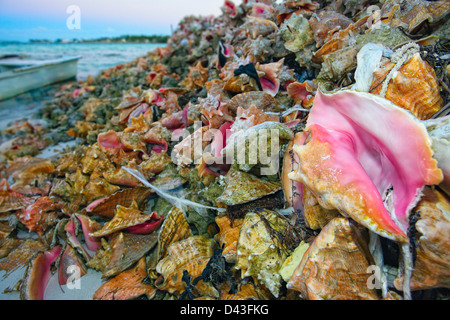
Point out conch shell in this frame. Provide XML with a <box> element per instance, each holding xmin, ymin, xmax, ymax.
<box><xmin>0</xmin><ymin>179</ymin><xmax>34</xmax><ymax>213</ymax></box>
<box><xmin>235</xmin><ymin>209</ymin><xmax>294</xmax><ymax>298</ymax></box>
<box><xmin>155</xmin><ymin>235</ymin><xmax>217</xmax><ymax>294</ymax></box>
<box><xmin>256</xmin><ymin>59</ymin><xmax>284</xmax><ymax>96</ymax></box>
<box><xmin>182</xmin><ymin>61</ymin><xmax>209</xmax><ymax>91</ymax></box>
<box><xmin>90</xmin><ymin>201</ymin><xmax>161</xmax><ymax>237</ymax></box>
<box><xmin>102</xmin><ymin>231</ymin><xmax>158</xmax><ymax>278</ymax></box>
<box><xmin>288</xmin><ymin>90</ymin><xmax>443</xmax><ymax>242</ymax></box>
<box><xmin>216</xmin><ymin>168</ymin><xmax>281</xmax><ymax>207</ymax></box>
<box><xmin>85</xmin><ymin>187</ymin><xmax>153</xmax><ymax>219</ymax></box>
<box><xmin>94</xmin><ymin>257</ymin><xmax>156</xmax><ymax>300</ymax></box>
<box><xmin>287</xmin><ymin>217</ymin><xmax>379</xmax><ymax>300</ymax></box>
<box><xmin>394</xmin><ymin>187</ymin><xmax>450</xmax><ymax>290</ymax></box>
<box><xmin>370</xmin><ymin>52</ymin><xmax>443</xmax><ymax>120</ymax></box>
<box><xmin>214</xmin><ymin>215</ymin><xmax>244</xmax><ymax>263</ymax></box>
<box><xmin>156</xmin><ymin>206</ymin><xmax>192</xmax><ymax>261</ymax></box>
<box><xmin>243</xmin><ymin>16</ymin><xmax>278</xmax><ymax>39</ymax></box>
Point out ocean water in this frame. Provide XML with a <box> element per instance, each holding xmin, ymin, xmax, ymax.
<box><xmin>0</xmin><ymin>43</ymin><xmax>164</xmax><ymax>131</ymax></box>
<box><xmin>0</xmin><ymin>42</ymin><xmax>164</xmax><ymax>80</ymax></box>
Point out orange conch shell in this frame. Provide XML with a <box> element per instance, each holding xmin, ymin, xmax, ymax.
<box><xmin>90</xmin><ymin>201</ymin><xmax>155</xmax><ymax>237</ymax></box>
<box><xmin>0</xmin><ymin>239</ymin><xmax>47</xmax><ymax>277</ymax></box>
<box><xmin>287</xmin><ymin>217</ymin><xmax>379</xmax><ymax>300</ymax></box>
<box><xmin>302</xmin><ymin>188</ymin><xmax>340</xmax><ymax>230</ymax></box>
<box><xmin>214</xmin><ymin>215</ymin><xmax>244</xmax><ymax>263</ymax></box>
<box><xmin>227</xmin><ymin>91</ymin><xmax>280</xmax><ymax>116</ymax></box>
<box><xmin>156</xmin><ymin>206</ymin><xmax>192</xmax><ymax>261</ymax></box>
<box><xmin>94</xmin><ymin>257</ymin><xmax>156</xmax><ymax>300</ymax></box>
<box><xmin>155</xmin><ymin>235</ymin><xmax>217</xmax><ymax>294</ymax></box>
<box><xmin>219</xmin><ymin>282</ymin><xmax>262</xmax><ymax>300</ymax></box>
<box><xmin>394</xmin><ymin>187</ymin><xmax>450</xmax><ymax>291</ymax></box>
<box><xmin>0</xmin><ymin>179</ymin><xmax>34</xmax><ymax>213</ymax></box>
<box><xmin>370</xmin><ymin>52</ymin><xmax>443</xmax><ymax>120</ymax></box>
<box><xmin>102</xmin><ymin>232</ymin><xmax>158</xmax><ymax>278</ymax></box>
<box><xmin>17</xmin><ymin>196</ymin><xmax>61</xmax><ymax>236</ymax></box>
<box><xmin>85</xmin><ymin>187</ymin><xmax>152</xmax><ymax>219</ymax></box>
<box><xmin>182</xmin><ymin>61</ymin><xmax>210</xmax><ymax>91</ymax></box>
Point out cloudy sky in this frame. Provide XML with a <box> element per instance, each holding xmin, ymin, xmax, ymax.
<box><xmin>0</xmin><ymin>0</ymin><xmax>243</xmax><ymax>41</ymax></box>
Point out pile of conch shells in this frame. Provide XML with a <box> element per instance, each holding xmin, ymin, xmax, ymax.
<box><xmin>0</xmin><ymin>0</ymin><xmax>449</xmax><ymax>300</ymax></box>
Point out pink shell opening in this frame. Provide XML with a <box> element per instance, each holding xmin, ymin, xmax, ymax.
<box><xmin>294</xmin><ymin>90</ymin><xmax>443</xmax><ymax>241</ymax></box>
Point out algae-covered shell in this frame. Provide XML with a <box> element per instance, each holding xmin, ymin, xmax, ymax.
<box><xmin>279</xmin><ymin>13</ymin><xmax>314</xmax><ymax>52</ymax></box>
<box><xmin>221</xmin><ymin>121</ymin><xmax>293</xmax><ymax>173</ymax></box>
<box><xmin>216</xmin><ymin>168</ymin><xmax>281</xmax><ymax>207</ymax></box>
<box><xmin>235</xmin><ymin>209</ymin><xmax>292</xmax><ymax>298</ymax></box>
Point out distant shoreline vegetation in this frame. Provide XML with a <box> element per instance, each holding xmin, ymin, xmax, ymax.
<box><xmin>5</xmin><ymin>35</ymin><xmax>169</xmax><ymax>44</ymax></box>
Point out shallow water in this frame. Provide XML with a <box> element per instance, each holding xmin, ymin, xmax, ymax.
<box><xmin>0</xmin><ymin>42</ymin><xmax>164</xmax><ymax>132</ymax></box>
<box><xmin>0</xmin><ymin>42</ymin><xmax>164</xmax><ymax>80</ymax></box>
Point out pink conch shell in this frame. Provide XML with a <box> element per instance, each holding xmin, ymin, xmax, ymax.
<box><xmin>20</xmin><ymin>246</ymin><xmax>62</xmax><ymax>300</ymax></box>
<box><xmin>58</xmin><ymin>244</ymin><xmax>87</xmax><ymax>286</ymax></box>
<box><xmin>288</xmin><ymin>90</ymin><xmax>443</xmax><ymax>242</ymax></box>
<box><xmin>223</xmin><ymin>0</ymin><xmax>237</xmax><ymax>18</ymax></box>
<box><xmin>286</xmin><ymin>81</ymin><xmax>316</xmax><ymax>108</ymax></box>
<box><xmin>75</xmin><ymin>214</ymin><xmax>103</xmax><ymax>252</ymax></box>
<box><xmin>257</xmin><ymin>59</ymin><xmax>284</xmax><ymax>97</ymax></box>
<box><xmin>97</xmin><ymin>130</ymin><xmax>124</xmax><ymax>150</ymax></box>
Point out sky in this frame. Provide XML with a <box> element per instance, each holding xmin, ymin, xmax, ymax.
<box><xmin>0</xmin><ymin>0</ymin><xmax>243</xmax><ymax>42</ymax></box>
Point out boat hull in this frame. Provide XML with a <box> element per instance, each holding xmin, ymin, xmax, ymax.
<box><xmin>0</xmin><ymin>57</ymin><xmax>80</xmax><ymax>101</ymax></box>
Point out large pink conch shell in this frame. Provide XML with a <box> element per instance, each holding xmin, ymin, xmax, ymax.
<box><xmin>288</xmin><ymin>90</ymin><xmax>443</xmax><ymax>242</ymax></box>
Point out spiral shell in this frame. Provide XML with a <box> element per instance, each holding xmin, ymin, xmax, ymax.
<box><xmin>370</xmin><ymin>53</ymin><xmax>443</xmax><ymax>120</ymax></box>
<box><xmin>155</xmin><ymin>235</ymin><xmax>217</xmax><ymax>294</ymax></box>
<box><xmin>235</xmin><ymin>209</ymin><xmax>292</xmax><ymax>298</ymax></box>
<box><xmin>287</xmin><ymin>217</ymin><xmax>379</xmax><ymax>300</ymax></box>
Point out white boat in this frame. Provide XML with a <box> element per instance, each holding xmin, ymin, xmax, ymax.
<box><xmin>0</xmin><ymin>56</ymin><xmax>81</xmax><ymax>101</ymax></box>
